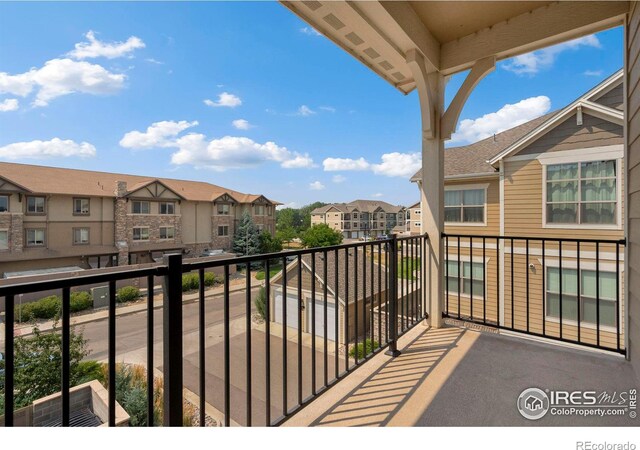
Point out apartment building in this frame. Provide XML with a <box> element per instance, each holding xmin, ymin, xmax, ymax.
<box><xmin>310</xmin><ymin>200</ymin><xmax>406</xmax><ymax>239</ymax></box>
<box><xmin>0</xmin><ymin>163</ymin><xmax>278</xmax><ymax>276</ymax></box>
<box><xmin>411</xmin><ymin>70</ymin><xmax>624</xmax><ymax>348</ymax></box>
<box><xmin>404</xmin><ymin>201</ymin><xmax>421</xmax><ymax>235</ymax></box>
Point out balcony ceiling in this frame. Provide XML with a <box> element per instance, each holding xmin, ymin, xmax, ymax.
<box><xmin>281</xmin><ymin>1</ymin><xmax>629</xmax><ymax>94</ymax></box>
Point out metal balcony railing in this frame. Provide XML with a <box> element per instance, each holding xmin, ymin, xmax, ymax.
<box><xmin>0</xmin><ymin>234</ymin><xmax>428</xmax><ymax>427</ymax></box>
<box><xmin>442</xmin><ymin>233</ymin><xmax>626</xmax><ymax>355</ymax></box>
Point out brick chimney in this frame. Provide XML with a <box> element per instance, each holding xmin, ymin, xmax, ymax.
<box><xmin>114</xmin><ymin>181</ymin><xmax>129</xmax><ymax>266</ymax></box>
<box><xmin>115</xmin><ymin>181</ymin><xmax>128</xmax><ymax>198</ymax></box>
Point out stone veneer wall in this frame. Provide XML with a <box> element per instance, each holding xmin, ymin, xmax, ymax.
<box><xmin>126</xmin><ymin>214</ymin><xmax>182</xmax><ymax>250</ymax></box>
<box><xmin>210</xmin><ymin>215</ymin><xmax>234</xmax><ymax>250</ymax></box>
<box><xmin>0</xmin><ymin>213</ymin><xmax>23</xmax><ymax>253</ymax></box>
<box><xmin>114</xmin><ymin>182</ymin><xmax>129</xmax><ymax>265</ymax></box>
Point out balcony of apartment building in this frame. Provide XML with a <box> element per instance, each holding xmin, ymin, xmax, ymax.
<box><xmin>1</xmin><ymin>1</ymin><xmax>640</xmax><ymax>428</ymax></box>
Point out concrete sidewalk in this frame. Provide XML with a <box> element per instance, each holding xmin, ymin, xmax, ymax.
<box><xmin>3</xmin><ymin>273</ymin><xmax>264</xmax><ymax>339</ymax></box>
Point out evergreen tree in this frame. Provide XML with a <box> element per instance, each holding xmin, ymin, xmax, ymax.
<box><xmin>233</xmin><ymin>210</ymin><xmax>262</xmax><ymax>256</ymax></box>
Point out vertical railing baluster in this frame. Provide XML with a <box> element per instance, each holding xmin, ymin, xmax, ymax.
<box><xmin>162</xmin><ymin>253</ymin><xmax>184</xmax><ymax>427</ymax></box>
<box><xmin>542</xmin><ymin>240</ymin><xmax>546</xmax><ymax>338</ymax></box>
<box><xmin>344</xmin><ymin>247</ymin><xmax>350</xmax><ymax>370</ymax></box>
<box><xmin>4</xmin><ymin>294</ymin><xmax>14</xmax><ymax>426</ymax></box>
<box><xmin>323</xmin><ymin>250</ymin><xmax>328</xmax><ymax>385</ymax></box>
<box><xmin>370</xmin><ymin>242</ymin><xmax>374</xmax><ymax>348</ymax></box>
<box><xmin>596</xmin><ymin>241</ymin><xmax>600</xmax><ymax>347</ymax></box>
<box><xmin>385</xmin><ymin>234</ymin><xmax>400</xmax><ymax>357</ymax></box>
<box><xmin>311</xmin><ymin>253</ymin><xmax>317</xmax><ymax>394</ymax></box>
<box><xmin>108</xmin><ymin>279</ymin><xmax>117</xmax><ymax>427</ymax></box>
<box><xmin>282</xmin><ymin>256</ymin><xmax>288</xmax><ymax>416</ymax></box>
<box><xmin>265</xmin><ymin>259</ymin><xmax>271</xmax><ymax>426</ymax></box>
<box><xmin>378</xmin><ymin>242</ymin><xmax>382</xmax><ymax>348</ymax></box>
<box><xmin>526</xmin><ymin>239</ymin><xmax>530</xmax><ymax>333</ymax></box>
<box><xmin>496</xmin><ymin>237</ymin><xmax>500</xmax><ymax>327</ymax></box>
<box><xmin>354</xmin><ymin>247</ymin><xmax>359</xmax><ymax>365</ymax></box>
<box><xmin>445</xmin><ymin>235</ymin><xmax>449</xmax><ymax>317</ymax></box>
<box><xmin>297</xmin><ymin>255</ymin><xmax>302</xmax><ymax>407</ymax></box>
<box><xmin>400</xmin><ymin>239</ymin><xmax>404</xmax><ymax>330</ymax></box>
<box><xmin>559</xmin><ymin>241</ymin><xmax>563</xmax><ymax>340</ymax></box>
<box><xmin>457</xmin><ymin>237</ymin><xmax>461</xmax><ymax>320</ymax></box>
<box><xmin>362</xmin><ymin>243</ymin><xmax>368</xmax><ymax>350</ymax></box>
<box><xmin>246</xmin><ymin>263</ymin><xmax>253</xmax><ymax>426</ymax></box>
<box><xmin>616</xmin><ymin>242</ymin><xmax>621</xmax><ymax>352</ymax></box>
<box><xmin>224</xmin><ymin>264</ymin><xmax>231</xmax><ymax>426</ymax></box>
<box><xmin>470</xmin><ymin>236</ymin><xmax>474</xmax><ymax>320</ymax></box>
<box><xmin>334</xmin><ymin>248</ymin><xmax>339</xmax><ymax>379</ymax></box>
<box><xmin>577</xmin><ymin>242</ymin><xmax>581</xmax><ymax>344</ymax></box>
<box><xmin>384</xmin><ymin>242</ymin><xmax>388</xmax><ymax>341</ymax></box>
<box><xmin>482</xmin><ymin>237</ymin><xmax>486</xmax><ymax>324</ymax></box>
<box><xmin>61</xmin><ymin>287</ymin><xmax>70</xmax><ymax>427</ymax></box>
<box><xmin>199</xmin><ymin>269</ymin><xmax>206</xmax><ymax>427</ymax></box>
<box><xmin>510</xmin><ymin>238</ymin><xmax>514</xmax><ymax>329</ymax></box>
<box><xmin>147</xmin><ymin>274</ymin><xmax>155</xmax><ymax>427</ymax></box>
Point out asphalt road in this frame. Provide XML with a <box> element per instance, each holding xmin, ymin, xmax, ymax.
<box><xmin>78</xmin><ymin>286</ymin><xmax>344</xmax><ymax>426</ymax></box>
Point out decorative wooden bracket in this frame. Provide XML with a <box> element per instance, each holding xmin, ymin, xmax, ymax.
<box><xmin>441</xmin><ymin>56</ymin><xmax>496</xmax><ymax>140</ymax></box>
<box><xmin>406</xmin><ymin>48</ymin><xmax>436</xmax><ymax>140</ymax></box>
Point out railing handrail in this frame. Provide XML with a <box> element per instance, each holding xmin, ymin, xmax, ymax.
<box><xmin>442</xmin><ymin>232</ymin><xmax>625</xmax><ymax>246</ymax></box>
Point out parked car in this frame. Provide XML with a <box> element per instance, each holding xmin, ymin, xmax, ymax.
<box><xmin>200</xmin><ymin>249</ymin><xmax>224</xmax><ymax>257</ymax></box>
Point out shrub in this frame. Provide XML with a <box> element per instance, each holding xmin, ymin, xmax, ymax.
<box><xmin>182</xmin><ymin>273</ymin><xmax>199</xmax><ymax>292</ymax></box>
<box><xmin>348</xmin><ymin>339</ymin><xmax>379</xmax><ymax>359</ymax></box>
<box><xmin>123</xmin><ymin>385</ymin><xmax>148</xmax><ymax>427</ymax></box>
<box><xmin>70</xmin><ymin>291</ymin><xmax>92</xmax><ymax>312</ymax></box>
<box><xmin>116</xmin><ymin>286</ymin><xmax>141</xmax><ymax>303</ymax></box>
<box><xmin>203</xmin><ymin>272</ymin><xmax>217</xmax><ymax>287</ymax></box>
<box><xmin>254</xmin><ymin>287</ymin><xmax>266</xmax><ymax>320</ymax></box>
<box><xmin>32</xmin><ymin>295</ymin><xmax>62</xmax><ymax>320</ymax></box>
<box><xmin>75</xmin><ymin>360</ymin><xmax>106</xmax><ymax>385</ymax></box>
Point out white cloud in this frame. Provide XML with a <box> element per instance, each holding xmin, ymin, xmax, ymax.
<box><xmin>300</xmin><ymin>27</ymin><xmax>321</xmax><ymax>36</ymax></box>
<box><xmin>0</xmin><ymin>138</ymin><xmax>96</xmax><ymax>159</ymax></box>
<box><xmin>121</xmin><ymin>120</ymin><xmax>314</xmax><ymax>170</ymax></box>
<box><xmin>371</xmin><ymin>152</ymin><xmax>421</xmax><ymax>178</ymax></box>
<box><xmin>332</xmin><ymin>174</ymin><xmax>346</xmax><ymax>183</ymax></box>
<box><xmin>232</xmin><ymin>119</ymin><xmax>251</xmax><ymax>130</ymax></box>
<box><xmin>0</xmin><ymin>58</ymin><xmax>126</xmax><ymax>107</ymax></box>
<box><xmin>145</xmin><ymin>58</ymin><xmax>164</xmax><ymax>65</ymax></box>
<box><xmin>204</xmin><ymin>92</ymin><xmax>242</xmax><ymax>108</ymax></box>
<box><xmin>119</xmin><ymin>120</ymin><xmax>199</xmax><ymax>149</ymax></box>
<box><xmin>584</xmin><ymin>69</ymin><xmax>603</xmax><ymax>77</ymax></box>
<box><xmin>503</xmin><ymin>35</ymin><xmax>601</xmax><ymax>75</ymax></box>
<box><xmin>0</xmin><ymin>98</ymin><xmax>19</xmax><ymax>112</ymax></box>
<box><xmin>309</xmin><ymin>181</ymin><xmax>325</xmax><ymax>190</ymax></box>
<box><xmin>67</xmin><ymin>30</ymin><xmax>145</xmax><ymax>60</ymax></box>
<box><xmin>323</xmin><ymin>157</ymin><xmax>370</xmax><ymax>172</ymax></box>
<box><xmin>297</xmin><ymin>105</ymin><xmax>315</xmax><ymax>116</ymax></box>
<box><xmin>372</xmin><ymin>193</ymin><xmax>383</xmax><ymax>198</ymax></box>
<box><xmin>319</xmin><ymin>106</ymin><xmax>336</xmax><ymax>113</ymax></box>
<box><xmin>450</xmin><ymin>96</ymin><xmax>551</xmax><ymax>144</ymax></box>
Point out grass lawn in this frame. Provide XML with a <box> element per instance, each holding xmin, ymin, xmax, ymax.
<box><xmin>255</xmin><ymin>262</ymin><xmax>283</xmax><ymax>280</ymax></box>
<box><xmin>398</xmin><ymin>257</ymin><xmax>421</xmax><ymax>280</ymax></box>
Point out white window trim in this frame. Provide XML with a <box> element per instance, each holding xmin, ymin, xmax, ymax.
<box><xmin>132</xmin><ymin>200</ymin><xmax>151</xmax><ymax>215</ymax></box>
<box><xmin>132</xmin><ymin>226</ymin><xmax>150</xmax><ymax>241</ymax></box>
<box><xmin>444</xmin><ymin>255</ymin><xmax>491</xmax><ymax>300</ymax></box>
<box><xmin>159</xmin><ymin>226</ymin><xmax>175</xmax><ymax>240</ymax></box>
<box><xmin>73</xmin><ymin>227</ymin><xmax>90</xmax><ymax>245</ymax></box>
<box><xmin>26</xmin><ymin>228</ymin><xmax>45</xmax><ymax>246</ymax></box>
<box><xmin>444</xmin><ymin>183</ymin><xmax>489</xmax><ymax>227</ymax></box>
<box><xmin>540</xmin><ymin>147</ymin><xmax>623</xmax><ymax>230</ymax></box>
<box><xmin>541</xmin><ymin>259</ymin><xmax>622</xmax><ymax>333</ymax></box>
<box><xmin>0</xmin><ymin>228</ymin><xmax>8</xmax><ymax>250</ymax></box>
<box><xmin>159</xmin><ymin>202</ymin><xmax>176</xmax><ymax>215</ymax></box>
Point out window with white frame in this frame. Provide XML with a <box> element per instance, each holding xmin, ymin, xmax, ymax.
<box><xmin>159</xmin><ymin>202</ymin><xmax>175</xmax><ymax>215</ymax></box>
<box><xmin>132</xmin><ymin>201</ymin><xmax>150</xmax><ymax>214</ymax></box>
<box><xmin>26</xmin><ymin>196</ymin><xmax>45</xmax><ymax>214</ymax></box>
<box><xmin>132</xmin><ymin>227</ymin><xmax>149</xmax><ymax>241</ymax></box>
<box><xmin>445</xmin><ymin>260</ymin><xmax>485</xmax><ymax>298</ymax></box>
<box><xmin>26</xmin><ymin>228</ymin><xmax>45</xmax><ymax>246</ymax></box>
<box><xmin>159</xmin><ymin>226</ymin><xmax>175</xmax><ymax>239</ymax></box>
<box><xmin>0</xmin><ymin>195</ymin><xmax>9</xmax><ymax>212</ymax></box>
<box><xmin>73</xmin><ymin>228</ymin><xmax>90</xmax><ymax>245</ymax></box>
<box><xmin>217</xmin><ymin>203</ymin><xmax>230</xmax><ymax>215</ymax></box>
<box><xmin>546</xmin><ymin>267</ymin><xmax>616</xmax><ymax>327</ymax></box>
<box><xmin>73</xmin><ymin>198</ymin><xmax>90</xmax><ymax>215</ymax></box>
<box><xmin>546</xmin><ymin>160</ymin><xmax>617</xmax><ymax>225</ymax></box>
<box><xmin>0</xmin><ymin>230</ymin><xmax>8</xmax><ymax>250</ymax></box>
<box><xmin>444</xmin><ymin>189</ymin><xmax>485</xmax><ymax>224</ymax></box>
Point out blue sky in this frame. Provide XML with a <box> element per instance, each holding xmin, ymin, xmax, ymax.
<box><xmin>0</xmin><ymin>2</ymin><xmax>623</xmax><ymax>208</ymax></box>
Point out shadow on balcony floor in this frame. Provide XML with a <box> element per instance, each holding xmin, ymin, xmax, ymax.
<box><xmin>284</xmin><ymin>324</ymin><xmax>639</xmax><ymax>427</ymax></box>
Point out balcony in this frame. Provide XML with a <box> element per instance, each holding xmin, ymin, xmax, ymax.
<box><xmin>1</xmin><ymin>233</ymin><xmax>635</xmax><ymax>427</ymax></box>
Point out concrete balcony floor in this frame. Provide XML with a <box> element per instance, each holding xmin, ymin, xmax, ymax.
<box><xmin>284</xmin><ymin>323</ymin><xmax>638</xmax><ymax>426</ymax></box>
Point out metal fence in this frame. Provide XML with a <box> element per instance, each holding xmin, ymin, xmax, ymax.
<box><xmin>1</xmin><ymin>233</ymin><xmax>428</xmax><ymax>427</ymax></box>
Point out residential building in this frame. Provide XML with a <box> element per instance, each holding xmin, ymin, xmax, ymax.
<box><xmin>0</xmin><ymin>162</ymin><xmax>278</xmax><ymax>276</ymax></box>
<box><xmin>411</xmin><ymin>70</ymin><xmax>624</xmax><ymax>349</ymax></box>
<box><xmin>310</xmin><ymin>200</ymin><xmax>406</xmax><ymax>239</ymax></box>
<box><xmin>405</xmin><ymin>201</ymin><xmax>421</xmax><ymax>235</ymax></box>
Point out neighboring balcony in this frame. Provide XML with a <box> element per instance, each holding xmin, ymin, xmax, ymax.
<box><xmin>0</xmin><ymin>233</ymin><xmax>636</xmax><ymax>427</ymax></box>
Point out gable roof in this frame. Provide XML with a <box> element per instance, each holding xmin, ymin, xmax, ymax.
<box><xmin>0</xmin><ymin>161</ymin><xmax>279</xmax><ymax>204</ymax></box>
<box><xmin>411</xmin><ymin>69</ymin><xmax>624</xmax><ymax>182</ymax></box>
<box><xmin>312</xmin><ymin>199</ymin><xmax>405</xmax><ymax>215</ymax></box>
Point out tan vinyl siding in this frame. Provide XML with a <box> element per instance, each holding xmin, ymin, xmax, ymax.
<box><xmin>517</xmin><ymin>113</ymin><xmax>623</xmax><ymax>156</ymax></box>
<box><xmin>627</xmin><ymin>1</ymin><xmax>640</xmax><ymax>378</ymax></box>
<box><xmin>444</xmin><ymin>177</ymin><xmax>500</xmax><ymax>236</ymax></box>
<box><xmin>593</xmin><ymin>83</ymin><xmax>624</xmax><ymax>111</ymax></box>
<box><xmin>503</xmin><ymin>158</ymin><xmax>625</xmax><ymax>241</ymax></box>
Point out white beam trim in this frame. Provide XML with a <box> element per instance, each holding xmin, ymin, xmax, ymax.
<box><xmin>406</xmin><ymin>48</ymin><xmax>436</xmax><ymax>139</ymax></box>
<box><xmin>440</xmin><ymin>1</ymin><xmax>629</xmax><ymax>75</ymax></box>
<box><xmin>441</xmin><ymin>56</ymin><xmax>496</xmax><ymax>140</ymax></box>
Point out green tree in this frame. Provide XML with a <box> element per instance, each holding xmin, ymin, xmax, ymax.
<box><xmin>276</xmin><ymin>208</ymin><xmax>302</xmax><ymax>231</ymax></box>
<box><xmin>259</xmin><ymin>231</ymin><xmax>283</xmax><ymax>254</ymax></box>
<box><xmin>299</xmin><ymin>202</ymin><xmax>328</xmax><ymax>230</ymax></box>
<box><xmin>301</xmin><ymin>224</ymin><xmax>344</xmax><ymax>248</ymax></box>
<box><xmin>233</xmin><ymin>210</ymin><xmax>261</xmax><ymax>256</ymax></box>
<box><xmin>3</xmin><ymin>324</ymin><xmax>90</xmax><ymax>409</ymax></box>
<box><xmin>254</xmin><ymin>286</ymin><xmax>267</xmax><ymax>320</ymax></box>
<box><xmin>276</xmin><ymin>226</ymin><xmax>297</xmax><ymax>246</ymax></box>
